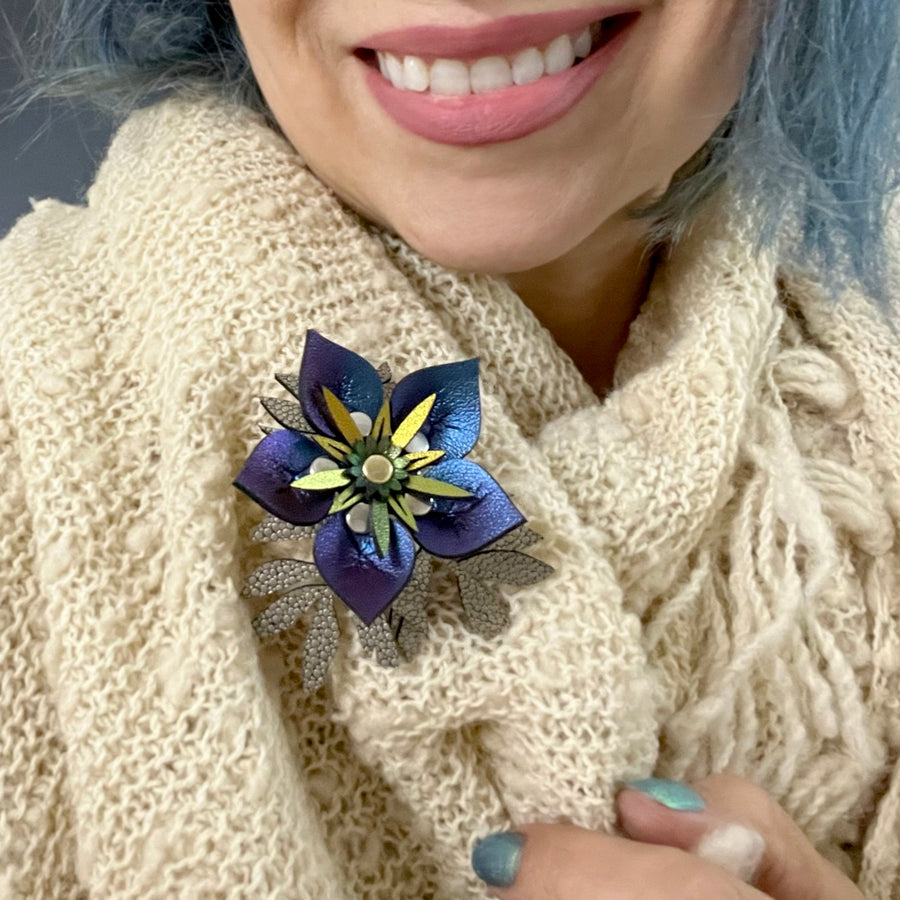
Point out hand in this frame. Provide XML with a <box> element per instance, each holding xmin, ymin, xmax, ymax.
<box><xmin>471</xmin><ymin>774</ymin><xmax>863</xmax><ymax>899</ymax></box>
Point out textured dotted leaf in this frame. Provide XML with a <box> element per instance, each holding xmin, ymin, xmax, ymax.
<box><xmin>456</xmin><ymin>550</ymin><xmax>553</xmax><ymax>587</ymax></box>
<box><xmin>275</xmin><ymin>372</ymin><xmax>301</xmax><ymax>398</ymax></box>
<box><xmin>357</xmin><ymin>615</ymin><xmax>401</xmax><ymax>668</ymax></box>
<box><xmin>260</xmin><ymin>397</ymin><xmax>309</xmax><ymax>432</ymax></box>
<box><xmin>243</xmin><ymin>559</ymin><xmax>320</xmax><ymax>597</ymax></box>
<box><xmin>250</xmin><ymin>513</ymin><xmax>319</xmax><ymax>543</ymax></box>
<box><xmin>303</xmin><ymin>599</ymin><xmax>340</xmax><ymax>692</ymax></box>
<box><xmin>252</xmin><ymin>584</ymin><xmax>329</xmax><ymax>637</ymax></box>
<box><xmin>390</xmin><ymin>554</ymin><xmax>432</xmax><ymax>660</ymax></box>
<box><xmin>457</xmin><ymin>574</ymin><xmax>509</xmax><ymax>640</ymax></box>
<box><xmin>486</xmin><ymin>525</ymin><xmax>543</xmax><ymax>553</ymax></box>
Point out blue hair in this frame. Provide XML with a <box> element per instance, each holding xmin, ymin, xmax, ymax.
<box><xmin>13</xmin><ymin>0</ymin><xmax>900</xmax><ymax>305</ymax></box>
<box><xmin>19</xmin><ymin>1</ymin><xmax>261</xmax><ymax>112</ymax></box>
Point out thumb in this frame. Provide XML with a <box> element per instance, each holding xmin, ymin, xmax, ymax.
<box><xmin>616</xmin><ymin>774</ymin><xmax>861</xmax><ymax>900</ymax></box>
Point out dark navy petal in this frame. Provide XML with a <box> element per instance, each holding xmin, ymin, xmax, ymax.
<box><xmin>234</xmin><ymin>430</ymin><xmax>333</xmax><ymax>525</ymax></box>
<box><xmin>314</xmin><ymin>514</ymin><xmax>416</xmax><ymax>625</ymax></box>
<box><xmin>299</xmin><ymin>331</ymin><xmax>385</xmax><ymax>438</ymax></box>
<box><xmin>391</xmin><ymin>358</ymin><xmax>480</xmax><ymax>457</ymax></box>
<box><xmin>411</xmin><ymin>459</ymin><xmax>525</xmax><ymax>558</ymax></box>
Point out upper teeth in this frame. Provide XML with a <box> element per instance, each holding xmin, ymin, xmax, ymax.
<box><xmin>376</xmin><ymin>23</ymin><xmax>598</xmax><ymax>95</ymax></box>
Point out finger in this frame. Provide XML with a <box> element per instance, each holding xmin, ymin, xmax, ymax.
<box><xmin>472</xmin><ymin>822</ymin><xmax>771</xmax><ymax>900</ymax></box>
<box><xmin>616</xmin><ymin>774</ymin><xmax>862</xmax><ymax>900</ymax></box>
<box><xmin>616</xmin><ymin>778</ymin><xmax>765</xmax><ymax>881</ymax></box>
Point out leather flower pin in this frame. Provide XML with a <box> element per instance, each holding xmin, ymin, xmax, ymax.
<box><xmin>235</xmin><ymin>331</ymin><xmax>552</xmax><ymax>689</ymax></box>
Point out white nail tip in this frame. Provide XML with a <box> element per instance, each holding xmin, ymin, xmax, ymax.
<box><xmin>695</xmin><ymin>824</ymin><xmax>766</xmax><ymax>884</ymax></box>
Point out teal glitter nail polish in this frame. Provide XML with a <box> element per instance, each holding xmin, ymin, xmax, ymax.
<box><xmin>628</xmin><ymin>777</ymin><xmax>706</xmax><ymax>812</ymax></box>
<box><xmin>472</xmin><ymin>832</ymin><xmax>525</xmax><ymax>888</ymax></box>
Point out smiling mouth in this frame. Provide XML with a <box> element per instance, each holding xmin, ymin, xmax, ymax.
<box><xmin>354</xmin><ymin>13</ymin><xmax>638</xmax><ymax>96</ymax></box>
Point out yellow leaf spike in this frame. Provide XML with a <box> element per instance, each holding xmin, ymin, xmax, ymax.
<box><xmin>310</xmin><ymin>433</ymin><xmax>351</xmax><ymax>461</ymax></box>
<box><xmin>403</xmin><ymin>449</ymin><xmax>445</xmax><ymax>472</ymax></box>
<box><xmin>391</xmin><ymin>394</ymin><xmax>436</xmax><ymax>451</ymax></box>
<box><xmin>329</xmin><ymin>486</ymin><xmax>362</xmax><ymax>514</ymax></box>
<box><xmin>292</xmin><ymin>469</ymin><xmax>351</xmax><ymax>491</ymax></box>
<box><xmin>370</xmin><ymin>399</ymin><xmax>392</xmax><ymax>442</ymax></box>
<box><xmin>388</xmin><ymin>494</ymin><xmax>419</xmax><ymax>532</ymax></box>
<box><xmin>322</xmin><ymin>387</ymin><xmax>363</xmax><ymax>445</ymax></box>
<box><xmin>406</xmin><ymin>474</ymin><xmax>473</xmax><ymax>498</ymax></box>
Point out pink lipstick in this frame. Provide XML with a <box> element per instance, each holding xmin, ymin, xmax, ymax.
<box><xmin>355</xmin><ymin>9</ymin><xmax>640</xmax><ymax>146</ymax></box>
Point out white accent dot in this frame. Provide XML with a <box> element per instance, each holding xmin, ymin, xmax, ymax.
<box><xmin>405</xmin><ymin>431</ymin><xmax>429</xmax><ymax>453</ymax></box>
<box><xmin>346</xmin><ymin>503</ymin><xmax>371</xmax><ymax>534</ymax></box>
<box><xmin>309</xmin><ymin>456</ymin><xmax>339</xmax><ymax>474</ymax></box>
<box><xmin>350</xmin><ymin>411</ymin><xmax>373</xmax><ymax>436</ymax></box>
<box><xmin>406</xmin><ymin>495</ymin><xmax>432</xmax><ymax>517</ymax></box>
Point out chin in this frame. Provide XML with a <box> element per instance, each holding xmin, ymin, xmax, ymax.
<box><xmin>390</xmin><ymin>210</ymin><xmax>576</xmax><ymax>276</ymax></box>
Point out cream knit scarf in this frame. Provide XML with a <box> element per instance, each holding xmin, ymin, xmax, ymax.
<box><xmin>0</xmin><ymin>96</ymin><xmax>898</xmax><ymax>899</ymax></box>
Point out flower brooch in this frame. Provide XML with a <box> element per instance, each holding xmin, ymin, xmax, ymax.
<box><xmin>235</xmin><ymin>331</ymin><xmax>552</xmax><ymax>690</ymax></box>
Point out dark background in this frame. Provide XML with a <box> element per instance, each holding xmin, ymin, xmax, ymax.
<box><xmin>1</xmin><ymin>0</ymin><xmax>113</xmax><ymax>237</ymax></box>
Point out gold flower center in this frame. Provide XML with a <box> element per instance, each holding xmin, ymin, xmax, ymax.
<box><xmin>362</xmin><ymin>454</ymin><xmax>394</xmax><ymax>485</ymax></box>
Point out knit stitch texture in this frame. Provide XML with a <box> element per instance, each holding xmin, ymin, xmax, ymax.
<box><xmin>0</xmin><ymin>96</ymin><xmax>898</xmax><ymax>898</ymax></box>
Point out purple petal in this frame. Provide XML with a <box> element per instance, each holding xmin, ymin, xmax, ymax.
<box><xmin>299</xmin><ymin>331</ymin><xmax>385</xmax><ymax>439</ymax></box>
<box><xmin>314</xmin><ymin>514</ymin><xmax>416</xmax><ymax>624</ymax></box>
<box><xmin>234</xmin><ymin>430</ymin><xmax>333</xmax><ymax>525</ymax></box>
<box><xmin>391</xmin><ymin>358</ymin><xmax>480</xmax><ymax>458</ymax></box>
<box><xmin>411</xmin><ymin>459</ymin><xmax>525</xmax><ymax>557</ymax></box>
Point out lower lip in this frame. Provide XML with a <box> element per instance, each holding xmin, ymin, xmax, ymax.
<box><xmin>360</xmin><ymin>21</ymin><xmax>636</xmax><ymax>146</ymax></box>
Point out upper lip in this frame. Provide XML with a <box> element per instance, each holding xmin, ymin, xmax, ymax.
<box><xmin>356</xmin><ymin>4</ymin><xmax>640</xmax><ymax>60</ymax></box>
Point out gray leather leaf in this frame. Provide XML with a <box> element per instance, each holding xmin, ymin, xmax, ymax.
<box><xmin>457</xmin><ymin>574</ymin><xmax>510</xmax><ymax>640</ymax></box>
<box><xmin>250</xmin><ymin>514</ymin><xmax>319</xmax><ymax>543</ymax></box>
<box><xmin>275</xmin><ymin>372</ymin><xmax>301</xmax><ymax>398</ymax></box>
<box><xmin>390</xmin><ymin>554</ymin><xmax>431</xmax><ymax>660</ymax></box>
<box><xmin>243</xmin><ymin>559</ymin><xmax>320</xmax><ymax>597</ymax></box>
<box><xmin>303</xmin><ymin>599</ymin><xmax>340</xmax><ymax>692</ymax></box>
<box><xmin>456</xmin><ymin>550</ymin><xmax>553</xmax><ymax>586</ymax></box>
<box><xmin>260</xmin><ymin>397</ymin><xmax>310</xmax><ymax>432</ymax></box>
<box><xmin>252</xmin><ymin>584</ymin><xmax>330</xmax><ymax>638</ymax></box>
<box><xmin>357</xmin><ymin>616</ymin><xmax>401</xmax><ymax>668</ymax></box>
<box><xmin>487</xmin><ymin>526</ymin><xmax>543</xmax><ymax>553</ymax></box>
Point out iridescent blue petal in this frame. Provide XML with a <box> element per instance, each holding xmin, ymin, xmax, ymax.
<box><xmin>234</xmin><ymin>430</ymin><xmax>332</xmax><ymax>525</ymax></box>
<box><xmin>299</xmin><ymin>331</ymin><xmax>385</xmax><ymax>438</ymax></box>
<box><xmin>314</xmin><ymin>514</ymin><xmax>416</xmax><ymax>624</ymax></box>
<box><xmin>391</xmin><ymin>359</ymin><xmax>480</xmax><ymax>457</ymax></box>
<box><xmin>411</xmin><ymin>459</ymin><xmax>525</xmax><ymax>557</ymax></box>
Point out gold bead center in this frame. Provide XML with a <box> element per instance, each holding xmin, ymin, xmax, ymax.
<box><xmin>362</xmin><ymin>454</ymin><xmax>394</xmax><ymax>485</ymax></box>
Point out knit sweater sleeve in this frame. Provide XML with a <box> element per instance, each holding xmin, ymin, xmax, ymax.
<box><xmin>0</xmin><ymin>377</ymin><xmax>83</xmax><ymax>897</ymax></box>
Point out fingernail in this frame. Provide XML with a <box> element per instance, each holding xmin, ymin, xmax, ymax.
<box><xmin>472</xmin><ymin>832</ymin><xmax>525</xmax><ymax>888</ymax></box>
<box><xmin>696</xmin><ymin>823</ymin><xmax>765</xmax><ymax>883</ymax></box>
<box><xmin>627</xmin><ymin>777</ymin><xmax>706</xmax><ymax>812</ymax></box>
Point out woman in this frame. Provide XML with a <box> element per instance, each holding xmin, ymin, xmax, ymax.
<box><xmin>1</xmin><ymin>0</ymin><xmax>898</xmax><ymax>897</ymax></box>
